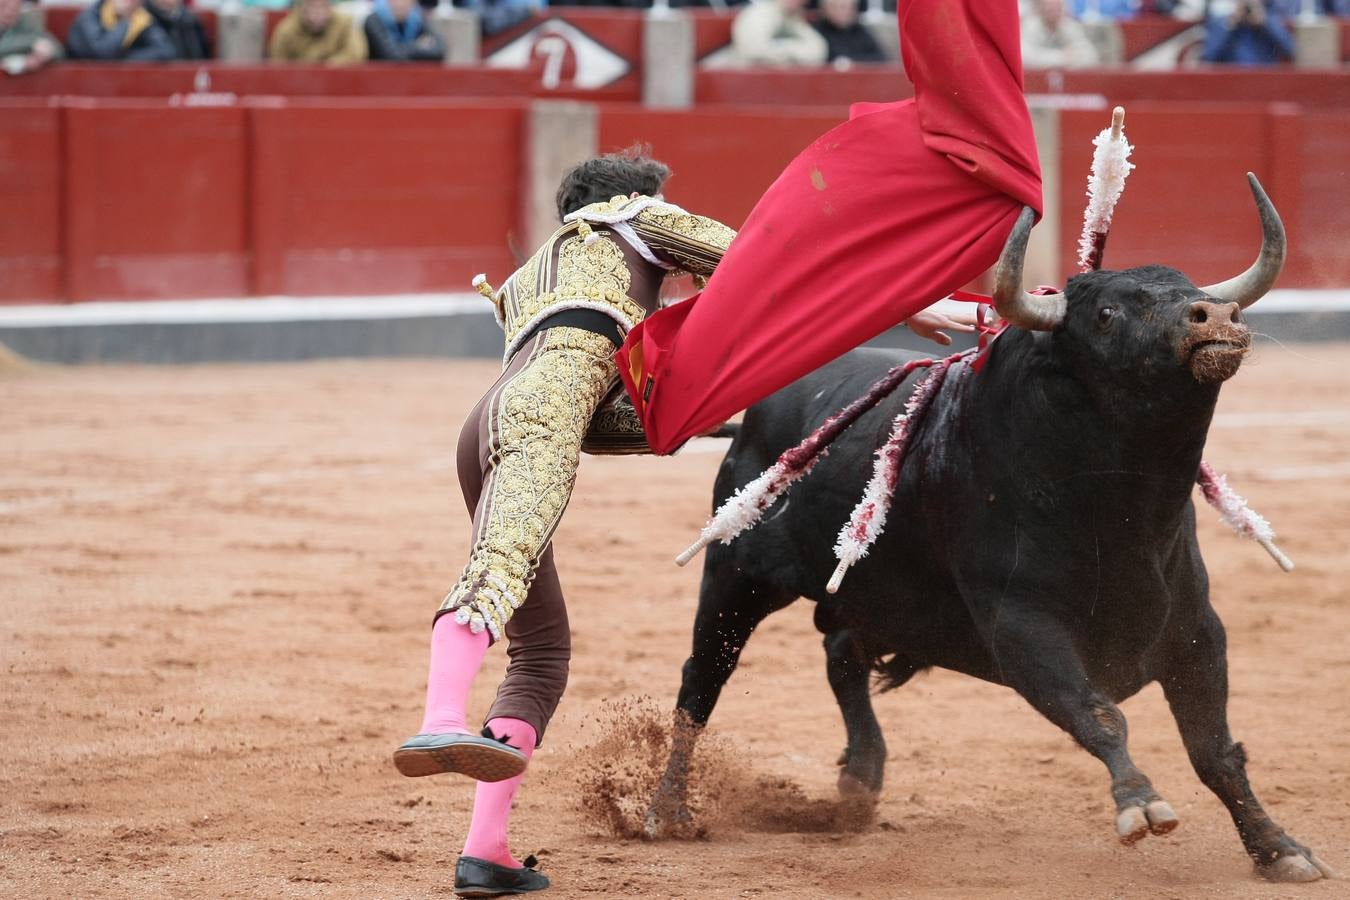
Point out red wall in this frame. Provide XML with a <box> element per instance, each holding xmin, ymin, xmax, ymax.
<box><xmin>3</xmin><ymin>96</ymin><xmax>1349</xmax><ymax>303</ymax></box>
<box><xmin>63</xmin><ymin>101</ymin><xmax>249</xmax><ymax>301</ymax></box>
<box><xmin>0</xmin><ymin>102</ymin><xmax>62</xmax><ymax>300</ymax></box>
<box><xmin>250</xmin><ymin>100</ymin><xmax>523</xmax><ymax>296</ymax></box>
<box><xmin>1056</xmin><ymin>103</ymin><xmax>1347</xmax><ymax>290</ymax></box>
<box><xmin>0</xmin><ymin>98</ymin><xmax>526</xmax><ymax>303</ymax></box>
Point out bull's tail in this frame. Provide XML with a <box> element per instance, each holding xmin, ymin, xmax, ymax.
<box><xmin>705</xmin><ymin>422</ymin><xmax>741</xmax><ymax>440</ymax></box>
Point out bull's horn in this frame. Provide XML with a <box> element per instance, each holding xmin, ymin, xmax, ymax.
<box><xmin>991</xmin><ymin>206</ymin><xmax>1067</xmax><ymax>331</ymax></box>
<box><xmin>1198</xmin><ymin>173</ymin><xmax>1285</xmax><ymax>310</ymax></box>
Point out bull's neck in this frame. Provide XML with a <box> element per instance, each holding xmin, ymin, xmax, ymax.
<box><xmin>967</xmin><ymin>330</ymin><xmax>1218</xmax><ymax>501</ymax></box>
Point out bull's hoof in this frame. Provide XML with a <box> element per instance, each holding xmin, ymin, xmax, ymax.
<box><xmin>1259</xmin><ymin>851</ymin><xmax>1337</xmax><ymax>883</ymax></box>
<box><xmin>642</xmin><ymin>795</ymin><xmax>694</xmax><ymax>841</ymax></box>
<box><xmin>1115</xmin><ymin>800</ymin><xmax>1179</xmax><ymax>845</ymax></box>
<box><xmin>833</xmin><ymin>772</ymin><xmax>880</xmax><ymax>833</ymax></box>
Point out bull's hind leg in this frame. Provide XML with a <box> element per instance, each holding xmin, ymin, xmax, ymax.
<box><xmin>643</xmin><ymin>548</ymin><xmax>795</xmax><ymax>839</ymax></box>
<box><xmin>994</xmin><ymin>616</ymin><xmax>1178</xmax><ymax>844</ymax></box>
<box><xmin>821</xmin><ymin>623</ymin><xmax>893</xmax><ymax>832</ymax></box>
<box><xmin>817</xmin><ymin>608</ymin><xmax>889</xmax><ymax>797</ymax></box>
<box><xmin>1162</xmin><ymin>608</ymin><xmax>1334</xmax><ymax>882</ymax></box>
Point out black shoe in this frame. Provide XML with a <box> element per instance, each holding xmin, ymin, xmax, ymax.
<box><xmin>454</xmin><ymin>854</ymin><xmax>550</xmax><ymax>897</ymax></box>
<box><xmin>392</xmin><ymin>731</ymin><xmax>527</xmax><ymax>782</ymax></box>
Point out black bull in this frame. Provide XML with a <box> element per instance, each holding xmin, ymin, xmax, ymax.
<box><xmin>644</xmin><ymin>178</ymin><xmax>1334</xmax><ymax>882</ymax></box>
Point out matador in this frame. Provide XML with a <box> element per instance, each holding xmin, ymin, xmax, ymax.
<box><xmin>392</xmin><ymin>149</ymin><xmax>736</xmax><ymax>897</ymax></box>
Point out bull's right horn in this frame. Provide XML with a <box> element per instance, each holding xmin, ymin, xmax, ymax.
<box><xmin>1198</xmin><ymin>173</ymin><xmax>1286</xmax><ymax>310</ymax></box>
<box><xmin>992</xmin><ymin>206</ymin><xmax>1067</xmax><ymax>331</ymax></box>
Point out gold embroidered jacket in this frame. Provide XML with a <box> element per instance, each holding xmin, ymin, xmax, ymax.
<box><xmin>480</xmin><ymin>195</ymin><xmax>737</xmax><ymax>363</ymax></box>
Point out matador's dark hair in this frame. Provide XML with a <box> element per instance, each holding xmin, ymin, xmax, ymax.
<box><xmin>555</xmin><ymin>144</ymin><xmax>672</xmax><ymax>222</ymax></box>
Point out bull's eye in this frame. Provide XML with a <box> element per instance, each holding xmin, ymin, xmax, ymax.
<box><xmin>1097</xmin><ymin>307</ymin><xmax>1117</xmax><ymax>327</ymax></box>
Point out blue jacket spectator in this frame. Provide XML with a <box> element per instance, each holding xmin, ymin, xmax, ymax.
<box><xmin>67</xmin><ymin>0</ymin><xmax>175</xmax><ymax>60</ymax></box>
<box><xmin>1203</xmin><ymin>0</ymin><xmax>1295</xmax><ymax>65</ymax></box>
<box><xmin>456</xmin><ymin>0</ymin><xmax>543</xmax><ymax>36</ymax></box>
<box><xmin>1267</xmin><ymin>0</ymin><xmax>1350</xmax><ymax>15</ymax></box>
<box><xmin>365</xmin><ymin>0</ymin><xmax>445</xmax><ymax>60</ymax></box>
<box><xmin>1069</xmin><ymin>0</ymin><xmax>1138</xmax><ymax>18</ymax></box>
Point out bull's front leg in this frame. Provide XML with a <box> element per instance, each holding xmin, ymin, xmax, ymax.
<box><xmin>992</xmin><ymin>613</ymin><xmax>1179</xmax><ymax>844</ymax></box>
<box><xmin>644</xmin><ymin>551</ymin><xmax>795</xmax><ymax>839</ymax></box>
<box><xmin>1162</xmin><ymin>607</ymin><xmax>1335</xmax><ymax>882</ymax></box>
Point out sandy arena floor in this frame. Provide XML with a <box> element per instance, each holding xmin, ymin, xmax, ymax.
<box><xmin>2</xmin><ymin>341</ymin><xmax>1348</xmax><ymax>899</ymax></box>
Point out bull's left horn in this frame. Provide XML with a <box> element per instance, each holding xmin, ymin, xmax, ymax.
<box><xmin>992</xmin><ymin>206</ymin><xmax>1066</xmax><ymax>332</ymax></box>
<box><xmin>1199</xmin><ymin>173</ymin><xmax>1286</xmax><ymax>309</ymax></box>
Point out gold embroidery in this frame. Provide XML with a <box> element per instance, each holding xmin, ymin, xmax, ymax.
<box><xmin>556</xmin><ymin>232</ymin><xmax>632</xmax><ymax>300</ymax></box>
<box><xmin>499</xmin><ymin>226</ymin><xmax>645</xmax><ymax>362</ymax></box>
<box><xmin>439</xmin><ymin>327</ymin><xmax>618</xmax><ymax>639</ymax></box>
<box><xmin>581</xmin><ymin>381</ymin><xmax>651</xmax><ymax>455</ymax></box>
<box><xmin>630</xmin><ymin>207</ymin><xmax>737</xmax><ymax>277</ymax></box>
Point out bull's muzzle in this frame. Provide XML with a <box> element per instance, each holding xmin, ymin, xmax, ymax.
<box><xmin>1181</xmin><ymin>300</ymin><xmax>1251</xmax><ymax>384</ymax></box>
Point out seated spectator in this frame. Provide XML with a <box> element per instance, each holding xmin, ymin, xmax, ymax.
<box><xmin>66</xmin><ymin>0</ymin><xmax>176</xmax><ymax>61</ymax></box>
<box><xmin>1021</xmin><ymin>0</ymin><xmax>1101</xmax><ymax>68</ymax></box>
<box><xmin>813</xmin><ymin>0</ymin><xmax>886</xmax><ymax>66</ymax></box>
<box><xmin>269</xmin><ymin>0</ymin><xmax>367</xmax><ymax>64</ymax></box>
<box><xmin>365</xmin><ymin>0</ymin><xmax>445</xmax><ymax>61</ymax></box>
<box><xmin>144</xmin><ymin>0</ymin><xmax>210</xmax><ymax>59</ymax></box>
<box><xmin>1266</xmin><ymin>0</ymin><xmax>1350</xmax><ymax>16</ymax></box>
<box><xmin>731</xmin><ymin>0</ymin><xmax>827</xmax><ymax>67</ymax></box>
<box><xmin>0</xmin><ymin>0</ymin><xmax>63</xmax><ymax>74</ymax></box>
<box><xmin>1068</xmin><ymin>0</ymin><xmax>1138</xmax><ymax>18</ymax></box>
<box><xmin>1202</xmin><ymin>0</ymin><xmax>1294</xmax><ymax>64</ymax></box>
<box><xmin>455</xmin><ymin>0</ymin><xmax>543</xmax><ymax>38</ymax></box>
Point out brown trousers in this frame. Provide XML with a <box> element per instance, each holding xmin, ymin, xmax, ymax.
<box><xmin>446</xmin><ymin>327</ymin><xmax>617</xmax><ymax>742</ymax></box>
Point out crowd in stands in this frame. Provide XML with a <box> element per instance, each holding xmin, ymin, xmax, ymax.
<box><xmin>1018</xmin><ymin>0</ymin><xmax>1320</xmax><ymax>67</ymax></box>
<box><xmin>2</xmin><ymin>0</ymin><xmax>1348</xmax><ymax>76</ymax></box>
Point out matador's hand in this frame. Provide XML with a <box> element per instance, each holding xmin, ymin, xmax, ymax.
<box><xmin>904</xmin><ymin>306</ymin><xmax>983</xmax><ymax>347</ymax></box>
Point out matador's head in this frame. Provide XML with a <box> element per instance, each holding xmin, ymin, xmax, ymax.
<box><xmin>555</xmin><ymin>145</ymin><xmax>672</xmax><ymax>223</ymax></box>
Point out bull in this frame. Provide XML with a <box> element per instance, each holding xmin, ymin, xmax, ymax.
<box><xmin>644</xmin><ymin>176</ymin><xmax>1334</xmax><ymax>882</ymax></box>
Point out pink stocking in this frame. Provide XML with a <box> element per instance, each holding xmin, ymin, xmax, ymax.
<box><xmin>461</xmin><ymin>717</ymin><xmax>538</xmax><ymax>867</ymax></box>
<box><xmin>418</xmin><ymin>616</ymin><xmax>491</xmax><ymax>734</ymax></box>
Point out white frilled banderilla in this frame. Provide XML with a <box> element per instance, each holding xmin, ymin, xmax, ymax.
<box><xmin>675</xmin><ymin>348</ymin><xmax>973</xmax><ymax>592</ymax></box>
<box><xmin>675</xmin><ymin>351</ymin><xmax>1294</xmax><ymax>590</ymax></box>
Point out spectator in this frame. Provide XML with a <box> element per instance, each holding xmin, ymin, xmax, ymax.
<box><xmin>1068</xmin><ymin>0</ymin><xmax>1138</xmax><ymax>17</ymax></box>
<box><xmin>0</xmin><ymin>0</ymin><xmax>63</xmax><ymax>75</ymax></box>
<box><xmin>813</xmin><ymin>0</ymin><xmax>886</xmax><ymax>65</ymax></box>
<box><xmin>1202</xmin><ymin>0</ymin><xmax>1294</xmax><ymax>64</ymax></box>
<box><xmin>1021</xmin><ymin>0</ymin><xmax>1101</xmax><ymax>68</ymax></box>
<box><xmin>66</xmin><ymin>0</ymin><xmax>176</xmax><ymax>61</ymax></box>
<box><xmin>144</xmin><ymin>0</ymin><xmax>210</xmax><ymax>59</ymax></box>
<box><xmin>365</xmin><ymin>0</ymin><xmax>445</xmax><ymax>61</ymax></box>
<box><xmin>731</xmin><ymin>0</ymin><xmax>828</xmax><ymax>67</ymax></box>
<box><xmin>456</xmin><ymin>0</ymin><xmax>543</xmax><ymax>37</ymax></box>
<box><xmin>269</xmin><ymin>0</ymin><xmax>367</xmax><ymax>64</ymax></box>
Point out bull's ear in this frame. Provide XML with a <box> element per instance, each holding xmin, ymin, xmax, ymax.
<box><xmin>992</xmin><ymin>207</ymin><xmax>1066</xmax><ymax>331</ymax></box>
<box><xmin>1198</xmin><ymin>174</ymin><xmax>1285</xmax><ymax>310</ymax></box>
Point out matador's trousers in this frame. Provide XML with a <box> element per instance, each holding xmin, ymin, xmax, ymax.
<box><xmin>439</xmin><ymin>325</ymin><xmax>617</xmax><ymax>741</ymax></box>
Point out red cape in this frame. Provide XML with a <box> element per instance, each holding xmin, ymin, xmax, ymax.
<box><xmin>617</xmin><ymin>0</ymin><xmax>1042</xmax><ymax>454</ymax></box>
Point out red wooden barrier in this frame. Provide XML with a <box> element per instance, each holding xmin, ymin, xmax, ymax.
<box><xmin>0</xmin><ymin>64</ymin><xmax>550</xmax><ymax>99</ymax></box>
<box><xmin>0</xmin><ymin>101</ymin><xmax>63</xmax><ymax>303</ymax></box>
<box><xmin>62</xmin><ymin>99</ymin><xmax>250</xmax><ymax>301</ymax></box>
<box><xmin>1297</xmin><ymin>108</ymin><xmax>1350</xmax><ymax>286</ymax></box>
<box><xmin>4</xmin><ymin>97</ymin><xmax>1349</xmax><ymax>303</ymax></box>
<box><xmin>249</xmin><ymin>100</ymin><xmax>524</xmax><ymax>297</ymax></box>
<box><xmin>693</xmin><ymin>68</ymin><xmax>1350</xmax><ymax>109</ymax></box>
<box><xmin>1054</xmin><ymin>103</ymin><xmax>1336</xmax><ymax>289</ymax></box>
